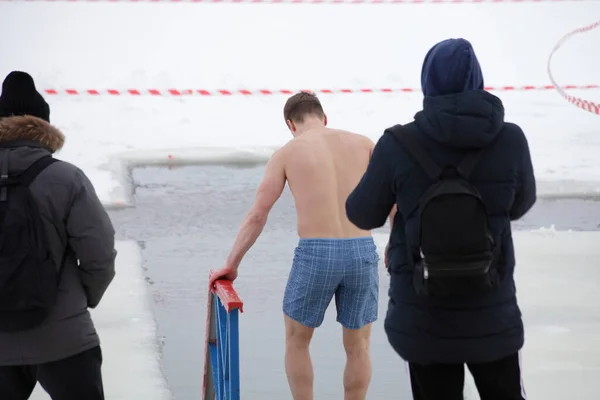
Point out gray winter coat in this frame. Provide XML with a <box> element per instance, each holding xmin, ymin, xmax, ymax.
<box><xmin>0</xmin><ymin>115</ymin><xmax>117</xmax><ymax>366</ymax></box>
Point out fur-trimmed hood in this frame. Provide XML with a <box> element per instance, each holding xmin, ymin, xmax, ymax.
<box><xmin>0</xmin><ymin>115</ymin><xmax>64</xmax><ymax>153</ymax></box>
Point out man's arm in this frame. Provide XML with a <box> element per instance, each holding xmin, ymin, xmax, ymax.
<box><xmin>67</xmin><ymin>168</ymin><xmax>117</xmax><ymax>308</ymax></box>
<box><xmin>510</xmin><ymin>129</ymin><xmax>536</xmax><ymax>220</ymax></box>
<box><xmin>346</xmin><ymin>134</ymin><xmax>396</xmax><ymax>230</ymax></box>
<box><xmin>224</xmin><ymin>150</ymin><xmax>286</xmax><ymax>270</ymax></box>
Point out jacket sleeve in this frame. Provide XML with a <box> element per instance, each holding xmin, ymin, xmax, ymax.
<box><xmin>66</xmin><ymin>168</ymin><xmax>117</xmax><ymax>308</ymax></box>
<box><xmin>510</xmin><ymin>129</ymin><xmax>536</xmax><ymax>220</ymax></box>
<box><xmin>346</xmin><ymin>134</ymin><xmax>396</xmax><ymax>230</ymax></box>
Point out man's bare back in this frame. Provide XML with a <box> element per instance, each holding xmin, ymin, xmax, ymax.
<box><xmin>280</xmin><ymin>127</ymin><xmax>374</xmax><ymax>239</ymax></box>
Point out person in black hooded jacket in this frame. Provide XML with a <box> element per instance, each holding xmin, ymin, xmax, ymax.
<box><xmin>345</xmin><ymin>39</ymin><xmax>536</xmax><ymax>400</ymax></box>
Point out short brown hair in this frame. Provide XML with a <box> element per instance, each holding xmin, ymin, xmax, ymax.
<box><xmin>283</xmin><ymin>91</ymin><xmax>325</xmax><ymax>124</ymax></box>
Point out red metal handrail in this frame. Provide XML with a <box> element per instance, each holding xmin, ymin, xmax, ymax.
<box><xmin>212</xmin><ymin>280</ymin><xmax>244</xmax><ymax>313</ymax></box>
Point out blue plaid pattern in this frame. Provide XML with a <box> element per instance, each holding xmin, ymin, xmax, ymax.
<box><xmin>283</xmin><ymin>237</ymin><xmax>379</xmax><ymax>330</ymax></box>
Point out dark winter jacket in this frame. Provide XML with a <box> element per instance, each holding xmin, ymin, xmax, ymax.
<box><xmin>346</xmin><ymin>39</ymin><xmax>536</xmax><ymax>364</ymax></box>
<box><xmin>0</xmin><ymin>116</ymin><xmax>117</xmax><ymax>365</ymax></box>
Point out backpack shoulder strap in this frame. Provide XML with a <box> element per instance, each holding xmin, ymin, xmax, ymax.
<box><xmin>19</xmin><ymin>156</ymin><xmax>59</xmax><ymax>187</ymax></box>
<box><xmin>456</xmin><ymin>148</ymin><xmax>486</xmax><ymax>179</ymax></box>
<box><xmin>15</xmin><ymin>155</ymin><xmax>69</xmax><ymax>277</ymax></box>
<box><xmin>1</xmin><ymin>150</ymin><xmax>8</xmax><ymax>181</ymax></box>
<box><xmin>385</xmin><ymin>124</ymin><xmax>442</xmax><ymax>180</ymax></box>
<box><xmin>0</xmin><ymin>150</ymin><xmax>9</xmax><ymax>201</ymax></box>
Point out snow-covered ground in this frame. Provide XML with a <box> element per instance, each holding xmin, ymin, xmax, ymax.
<box><xmin>1</xmin><ymin>2</ymin><xmax>599</xmax><ymax>206</ymax></box>
<box><xmin>29</xmin><ymin>241</ymin><xmax>170</xmax><ymax>400</ymax></box>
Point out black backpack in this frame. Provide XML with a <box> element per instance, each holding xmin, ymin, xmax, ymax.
<box><xmin>0</xmin><ymin>153</ymin><xmax>66</xmax><ymax>332</ymax></box>
<box><xmin>388</xmin><ymin>125</ymin><xmax>499</xmax><ymax>297</ymax></box>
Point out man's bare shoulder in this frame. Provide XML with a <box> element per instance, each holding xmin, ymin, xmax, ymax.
<box><xmin>270</xmin><ymin>140</ymin><xmax>305</xmax><ymax>170</ymax></box>
<box><xmin>283</xmin><ymin>128</ymin><xmax>373</xmax><ymax>155</ymax></box>
<box><xmin>329</xmin><ymin>128</ymin><xmax>375</xmax><ymax>148</ymax></box>
<box><xmin>357</xmin><ymin>132</ymin><xmax>376</xmax><ymax>148</ymax></box>
<box><xmin>269</xmin><ymin>144</ymin><xmax>290</xmax><ymax>164</ymax></box>
<box><xmin>281</xmin><ymin>134</ymin><xmax>313</xmax><ymax>152</ymax></box>
<box><xmin>275</xmin><ymin>139</ymin><xmax>299</xmax><ymax>157</ymax></box>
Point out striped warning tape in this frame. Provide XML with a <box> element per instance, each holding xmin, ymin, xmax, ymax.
<box><xmin>40</xmin><ymin>85</ymin><xmax>599</xmax><ymax>96</ymax></box>
<box><xmin>547</xmin><ymin>20</ymin><xmax>600</xmax><ymax>115</ymax></box>
<box><xmin>1</xmin><ymin>0</ymin><xmax>598</xmax><ymax>3</ymax></box>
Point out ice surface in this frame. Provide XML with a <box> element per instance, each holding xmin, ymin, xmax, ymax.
<box><xmin>1</xmin><ymin>3</ymin><xmax>599</xmax><ymax>205</ymax></box>
<box><xmin>27</xmin><ymin>232</ymin><xmax>600</xmax><ymax>399</ymax></box>
<box><xmin>374</xmin><ymin>231</ymin><xmax>600</xmax><ymax>399</ymax></box>
<box><xmin>29</xmin><ymin>241</ymin><xmax>171</xmax><ymax>400</ymax></box>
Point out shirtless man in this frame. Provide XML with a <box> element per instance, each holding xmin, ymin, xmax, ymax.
<box><xmin>208</xmin><ymin>92</ymin><xmax>379</xmax><ymax>400</ymax></box>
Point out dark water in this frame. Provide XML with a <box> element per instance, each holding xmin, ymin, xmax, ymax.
<box><xmin>107</xmin><ymin>165</ymin><xmax>600</xmax><ymax>400</ymax></box>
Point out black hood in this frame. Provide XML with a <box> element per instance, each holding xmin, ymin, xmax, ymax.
<box><xmin>414</xmin><ymin>90</ymin><xmax>505</xmax><ymax>149</ymax></box>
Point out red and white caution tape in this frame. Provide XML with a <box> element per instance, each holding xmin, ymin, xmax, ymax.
<box><xmin>1</xmin><ymin>0</ymin><xmax>597</xmax><ymax>3</ymax></box>
<box><xmin>41</xmin><ymin>85</ymin><xmax>599</xmax><ymax>97</ymax></box>
<box><xmin>547</xmin><ymin>20</ymin><xmax>600</xmax><ymax>115</ymax></box>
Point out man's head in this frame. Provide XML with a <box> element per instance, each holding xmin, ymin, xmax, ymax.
<box><xmin>283</xmin><ymin>91</ymin><xmax>327</xmax><ymax>136</ymax></box>
<box><xmin>421</xmin><ymin>38</ymin><xmax>484</xmax><ymax>97</ymax></box>
<box><xmin>0</xmin><ymin>71</ymin><xmax>50</xmax><ymax>122</ymax></box>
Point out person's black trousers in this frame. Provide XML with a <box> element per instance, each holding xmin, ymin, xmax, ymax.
<box><xmin>0</xmin><ymin>346</ymin><xmax>104</xmax><ymax>400</ymax></box>
<box><xmin>408</xmin><ymin>352</ymin><xmax>526</xmax><ymax>400</ymax></box>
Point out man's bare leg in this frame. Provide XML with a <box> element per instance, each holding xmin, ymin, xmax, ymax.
<box><xmin>284</xmin><ymin>315</ymin><xmax>315</xmax><ymax>400</ymax></box>
<box><xmin>342</xmin><ymin>324</ymin><xmax>373</xmax><ymax>400</ymax></box>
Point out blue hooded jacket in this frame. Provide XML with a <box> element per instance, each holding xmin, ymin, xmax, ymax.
<box><xmin>421</xmin><ymin>38</ymin><xmax>484</xmax><ymax>97</ymax></box>
<box><xmin>346</xmin><ymin>39</ymin><xmax>536</xmax><ymax>364</ymax></box>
